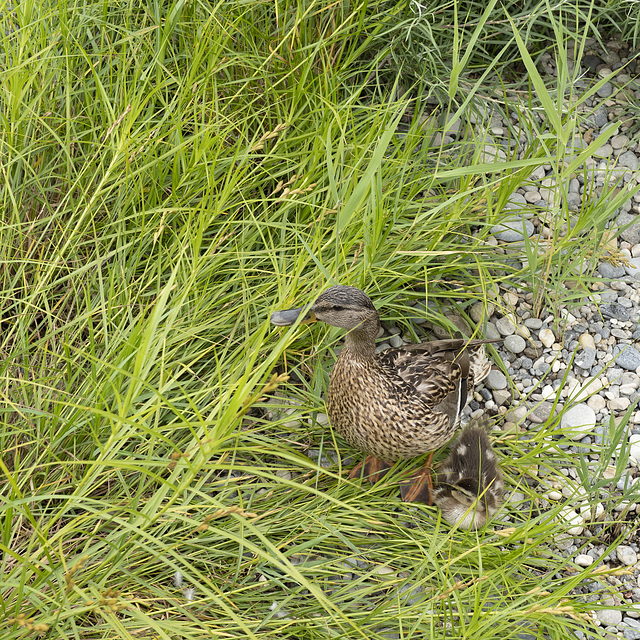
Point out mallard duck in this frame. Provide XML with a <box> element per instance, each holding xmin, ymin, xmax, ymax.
<box><xmin>270</xmin><ymin>285</ymin><xmax>500</xmax><ymax>503</ymax></box>
<box><xmin>433</xmin><ymin>420</ymin><xmax>503</xmax><ymax>529</ymax></box>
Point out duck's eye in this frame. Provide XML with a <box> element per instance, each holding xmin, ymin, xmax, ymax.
<box><xmin>331</xmin><ymin>305</ymin><xmax>343</xmax><ymax>311</ymax></box>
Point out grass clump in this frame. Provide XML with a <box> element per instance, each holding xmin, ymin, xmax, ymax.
<box><xmin>1</xmin><ymin>0</ymin><xmax>638</xmax><ymax>638</ymax></box>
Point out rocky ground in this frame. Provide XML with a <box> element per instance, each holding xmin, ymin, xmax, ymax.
<box><xmin>264</xmin><ymin>36</ymin><xmax>640</xmax><ymax>639</ymax></box>
<box><xmin>410</xmin><ymin>35</ymin><xmax>640</xmax><ymax>640</ymax></box>
<box><xmin>362</xmin><ymin>36</ymin><xmax>640</xmax><ymax>639</ymax></box>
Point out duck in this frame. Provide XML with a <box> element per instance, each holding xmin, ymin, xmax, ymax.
<box><xmin>433</xmin><ymin>420</ymin><xmax>503</xmax><ymax>529</ymax></box>
<box><xmin>270</xmin><ymin>285</ymin><xmax>500</xmax><ymax>503</ymax></box>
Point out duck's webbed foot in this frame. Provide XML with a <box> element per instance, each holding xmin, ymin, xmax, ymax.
<box><xmin>349</xmin><ymin>455</ymin><xmax>393</xmax><ymax>484</ymax></box>
<box><xmin>399</xmin><ymin>452</ymin><xmax>435</xmax><ymax>504</ymax></box>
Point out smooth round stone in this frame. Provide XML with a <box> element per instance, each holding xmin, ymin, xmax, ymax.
<box><xmin>490</xmin><ymin>218</ymin><xmax>535</xmax><ymax>242</ymax></box>
<box><xmin>609</xmin><ymin>397</ymin><xmax>631</xmax><ymax>411</ymax></box>
<box><xmin>587</xmin><ymin>394</ymin><xmax>606</xmax><ymax>412</ymax></box>
<box><xmin>539</xmin><ymin>328</ymin><xmax>555</xmax><ymax>347</ymax></box>
<box><xmin>618</xmin><ymin>212</ymin><xmax>640</xmax><ymax>245</ymax></box>
<box><xmin>623</xmin><ymin>626</ymin><xmax>640</xmax><ymax>640</ymax></box>
<box><xmin>579</xmin><ymin>333</ymin><xmax>596</xmax><ymax>350</ymax></box>
<box><xmin>496</xmin><ymin>316</ymin><xmax>516</xmax><ymax>336</ymax></box>
<box><xmin>485</xmin><ymin>369</ymin><xmax>508</xmax><ymax>390</ymax></box>
<box><xmin>572</xmin><ymin>377</ymin><xmax>605</xmax><ymax>403</ymax></box>
<box><xmin>595</xmin><ymin>143</ymin><xmax>612</xmax><ymax>157</ymax></box>
<box><xmin>481</xmin><ymin>144</ymin><xmax>507</xmax><ymax>163</ymax></box>
<box><xmin>597</xmin><ymin>610</ymin><xmax>623</xmax><ymax>626</ymax></box>
<box><xmin>575</xmin><ymin>348</ymin><xmax>596</xmax><ymax>370</ymax></box>
<box><xmin>389</xmin><ymin>334</ymin><xmax>403</xmax><ymax>348</ymax></box>
<box><xmin>504</xmin><ymin>334</ymin><xmax>526</xmax><ymax>354</ymax></box>
<box><xmin>616</xmin><ymin>545</ymin><xmax>638</xmax><ymax>566</ymax></box>
<box><xmin>614</xmin><ymin>346</ymin><xmax>640</xmax><ymax>371</ymax></box>
<box><xmin>530</xmin><ymin>401</ymin><xmax>556</xmax><ymax>423</ymax></box>
<box><xmin>575</xmin><ymin>554</ymin><xmax>594</xmax><ymax>567</ymax></box>
<box><xmin>629</xmin><ymin>442</ymin><xmax>640</xmax><ymax>465</ymax></box>
<box><xmin>493</xmin><ymin>389</ymin><xmax>512</xmax><ymax>407</ymax></box>
<box><xmin>470</xmin><ymin>301</ymin><xmax>495</xmax><ymax>323</ymax></box>
<box><xmin>625</xmin><ymin>257</ymin><xmax>640</xmax><ymax>279</ymax></box>
<box><xmin>561</xmin><ymin>404</ymin><xmax>596</xmax><ymax>440</ymax></box>
<box><xmin>596</xmin><ymin>81</ymin><xmax>613</xmax><ymax>98</ymax></box>
<box><xmin>541</xmin><ymin>384</ymin><xmax>555</xmax><ymax>400</ymax></box>
<box><xmin>566</xmin><ymin>192</ymin><xmax>582</xmax><ymax>209</ymax></box>
<box><xmin>524</xmin><ymin>317</ymin><xmax>543</xmax><ymax>330</ymax></box>
<box><xmin>597</xmin><ymin>262</ymin><xmax>627</xmax><ymax>279</ymax></box>
<box><xmin>556</xmin><ymin>506</ymin><xmax>584</xmax><ymax>535</ymax></box>
<box><xmin>619</xmin><ymin>150</ymin><xmax>640</xmax><ymax>171</ymax></box>
<box><xmin>485</xmin><ymin>322</ymin><xmax>501</xmax><ymax>340</ymax></box>
<box><xmin>611</xmin><ymin>134</ymin><xmax>629</xmax><ymax>149</ymax></box>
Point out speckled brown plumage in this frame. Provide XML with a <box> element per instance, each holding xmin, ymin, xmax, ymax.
<box><xmin>271</xmin><ymin>285</ymin><xmax>499</xmax><ymax>463</ymax></box>
<box><xmin>433</xmin><ymin>420</ymin><xmax>503</xmax><ymax>529</ymax></box>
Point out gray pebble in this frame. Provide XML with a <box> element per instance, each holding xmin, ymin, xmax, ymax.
<box><xmin>596</xmin><ymin>81</ymin><xmax>613</xmax><ymax>98</ymax></box>
<box><xmin>561</xmin><ymin>404</ymin><xmax>596</xmax><ymax>439</ymax></box>
<box><xmin>617</xmin><ymin>212</ymin><xmax>640</xmax><ymax>245</ymax></box>
<box><xmin>625</xmin><ymin>257</ymin><xmax>640</xmax><ymax>279</ymax></box>
<box><xmin>524</xmin><ymin>317</ymin><xmax>543</xmax><ymax>330</ymax></box>
<box><xmin>601</xmin><ymin>303</ymin><xmax>631</xmax><ymax>322</ymax></box>
<box><xmin>491</xmin><ymin>218</ymin><xmax>535</xmax><ymax>242</ymax></box>
<box><xmin>485</xmin><ymin>322</ymin><xmax>501</xmax><ymax>340</ymax></box>
<box><xmin>375</xmin><ymin>342</ymin><xmax>391</xmax><ymax>354</ymax></box>
<box><xmin>616</xmin><ymin>545</ymin><xmax>638</xmax><ymax>566</ymax></box>
<box><xmin>614</xmin><ymin>346</ymin><xmax>640</xmax><ymax>371</ymax></box>
<box><xmin>597</xmin><ymin>609</ymin><xmax>623</xmax><ymax>626</ymax></box>
<box><xmin>590</xmin><ymin>104</ymin><xmax>608</xmax><ymax>126</ymax></box>
<box><xmin>504</xmin><ymin>334</ymin><xmax>526</xmax><ymax>354</ymax></box>
<box><xmin>623</xmin><ymin>627</ymin><xmax>640</xmax><ymax>640</ymax></box>
<box><xmin>496</xmin><ymin>316</ymin><xmax>516</xmax><ymax>336</ymax></box>
<box><xmin>575</xmin><ymin>348</ymin><xmax>597</xmax><ymax>370</ymax></box>
<box><xmin>485</xmin><ymin>369</ymin><xmax>508</xmax><ymax>390</ymax></box>
<box><xmin>598</xmin><ymin>262</ymin><xmax>627</xmax><ymax>279</ymax></box>
<box><xmin>389</xmin><ymin>334</ymin><xmax>403</xmax><ymax>348</ymax></box>
<box><xmin>492</xmin><ymin>389</ymin><xmax>511</xmax><ymax>406</ymax></box>
<box><xmin>520</xmin><ymin>356</ymin><xmax>533</xmax><ymax>369</ymax></box>
<box><xmin>619</xmin><ymin>150</ymin><xmax>640</xmax><ymax>171</ymax></box>
<box><xmin>530</xmin><ymin>402</ymin><xmax>556</xmax><ymax>423</ymax></box>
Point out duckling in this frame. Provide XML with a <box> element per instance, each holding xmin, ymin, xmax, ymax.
<box><xmin>271</xmin><ymin>285</ymin><xmax>501</xmax><ymax>502</ymax></box>
<box><xmin>433</xmin><ymin>421</ymin><xmax>503</xmax><ymax>529</ymax></box>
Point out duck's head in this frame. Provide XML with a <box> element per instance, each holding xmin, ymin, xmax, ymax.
<box><xmin>270</xmin><ymin>285</ymin><xmax>379</xmax><ymax>332</ymax></box>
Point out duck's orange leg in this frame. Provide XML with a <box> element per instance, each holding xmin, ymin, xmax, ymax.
<box><xmin>349</xmin><ymin>455</ymin><xmax>393</xmax><ymax>484</ymax></box>
<box><xmin>399</xmin><ymin>451</ymin><xmax>435</xmax><ymax>504</ymax></box>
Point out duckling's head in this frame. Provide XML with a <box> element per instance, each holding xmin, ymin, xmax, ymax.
<box><xmin>271</xmin><ymin>286</ymin><xmax>379</xmax><ymax>332</ymax></box>
<box><xmin>434</xmin><ymin>478</ymin><xmax>500</xmax><ymax>530</ymax></box>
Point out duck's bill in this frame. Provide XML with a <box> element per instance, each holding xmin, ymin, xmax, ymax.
<box><xmin>270</xmin><ymin>306</ymin><xmax>316</xmax><ymax>326</ymax></box>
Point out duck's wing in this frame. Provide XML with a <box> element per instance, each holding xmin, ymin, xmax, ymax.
<box><xmin>379</xmin><ymin>337</ymin><xmax>500</xmax><ymax>397</ymax></box>
<box><xmin>377</xmin><ymin>347</ymin><xmax>463</xmax><ymax>405</ymax></box>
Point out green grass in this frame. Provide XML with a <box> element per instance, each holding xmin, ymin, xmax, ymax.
<box><xmin>2</xmin><ymin>0</ymin><xmax>639</xmax><ymax>638</ymax></box>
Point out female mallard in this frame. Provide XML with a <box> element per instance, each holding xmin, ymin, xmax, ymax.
<box><xmin>433</xmin><ymin>420</ymin><xmax>503</xmax><ymax>529</ymax></box>
<box><xmin>271</xmin><ymin>285</ymin><xmax>500</xmax><ymax>503</ymax></box>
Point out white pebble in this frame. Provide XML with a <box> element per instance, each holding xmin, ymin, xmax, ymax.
<box><xmin>556</xmin><ymin>506</ymin><xmax>584</xmax><ymax>535</ymax></box>
<box><xmin>587</xmin><ymin>394</ymin><xmax>606</xmax><ymax>412</ymax></box>
<box><xmin>561</xmin><ymin>404</ymin><xmax>596</xmax><ymax>440</ymax></box>
<box><xmin>539</xmin><ymin>328</ymin><xmax>555</xmax><ymax>347</ymax></box>
<box><xmin>575</xmin><ymin>554</ymin><xmax>594</xmax><ymax>567</ymax></box>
